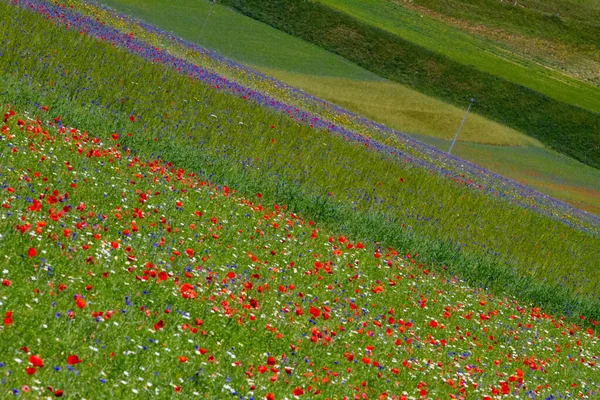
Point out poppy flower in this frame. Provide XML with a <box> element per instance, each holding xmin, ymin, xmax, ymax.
<box><xmin>292</xmin><ymin>387</ymin><xmax>304</xmax><ymax>396</ymax></box>
<box><xmin>29</xmin><ymin>355</ymin><xmax>44</xmax><ymax>368</ymax></box>
<box><xmin>54</xmin><ymin>390</ymin><xmax>64</xmax><ymax>397</ymax></box>
<box><xmin>180</xmin><ymin>284</ymin><xmax>196</xmax><ymax>299</ymax></box>
<box><xmin>27</xmin><ymin>247</ymin><xmax>37</xmax><ymax>258</ymax></box>
<box><xmin>154</xmin><ymin>320</ymin><xmax>165</xmax><ymax>331</ymax></box>
<box><xmin>67</xmin><ymin>355</ymin><xmax>82</xmax><ymax>365</ymax></box>
<box><xmin>309</xmin><ymin>306</ymin><xmax>320</xmax><ymax>318</ymax></box>
<box><xmin>178</xmin><ymin>356</ymin><xmax>188</xmax><ymax>363</ymax></box>
<box><xmin>25</xmin><ymin>367</ymin><xmax>36</xmax><ymax>375</ymax></box>
<box><xmin>75</xmin><ymin>297</ymin><xmax>86</xmax><ymax>309</ymax></box>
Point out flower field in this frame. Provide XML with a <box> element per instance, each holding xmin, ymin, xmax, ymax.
<box><xmin>1</xmin><ymin>110</ymin><xmax>599</xmax><ymax>399</ymax></box>
<box><xmin>1</xmin><ymin>0</ymin><xmax>600</xmax><ymax>397</ymax></box>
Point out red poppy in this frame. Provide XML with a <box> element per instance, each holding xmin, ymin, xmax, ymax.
<box><xmin>180</xmin><ymin>284</ymin><xmax>197</xmax><ymax>299</ymax></box>
<box><xmin>29</xmin><ymin>355</ymin><xmax>43</xmax><ymax>368</ymax></box>
<box><xmin>54</xmin><ymin>390</ymin><xmax>64</xmax><ymax>397</ymax></box>
<box><xmin>157</xmin><ymin>271</ymin><xmax>168</xmax><ymax>282</ymax></box>
<box><xmin>178</xmin><ymin>356</ymin><xmax>188</xmax><ymax>363</ymax></box>
<box><xmin>75</xmin><ymin>298</ymin><xmax>86</xmax><ymax>309</ymax></box>
<box><xmin>309</xmin><ymin>306</ymin><xmax>320</xmax><ymax>318</ymax></box>
<box><xmin>292</xmin><ymin>387</ymin><xmax>304</xmax><ymax>396</ymax></box>
<box><xmin>27</xmin><ymin>247</ymin><xmax>37</xmax><ymax>258</ymax></box>
<box><xmin>154</xmin><ymin>320</ymin><xmax>165</xmax><ymax>331</ymax></box>
<box><xmin>25</xmin><ymin>367</ymin><xmax>36</xmax><ymax>375</ymax></box>
<box><xmin>4</xmin><ymin>311</ymin><xmax>13</xmax><ymax>326</ymax></box>
<box><xmin>67</xmin><ymin>355</ymin><xmax>82</xmax><ymax>365</ymax></box>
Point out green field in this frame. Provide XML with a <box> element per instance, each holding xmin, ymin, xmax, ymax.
<box><xmin>318</xmin><ymin>0</ymin><xmax>600</xmax><ymax>112</ymax></box>
<box><xmin>96</xmin><ymin>0</ymin><xmax>600</xmax><ymax>214</ymax></box>
<box><xmin>4</xmin><ymin>105</ymin><xmax>600</xmax><ymax>398</ymax></box>
<box><xmin>414</xmin><ymin>135</ymin><xmax>600</xmax><ymax>216</ymax></box>
<box><xmin>97</xmin><ymin>0</ymin><xmax>379</xmax><ymax>80</ymax></box>
<box><xmin>403</xmin><ymin>0</ymin><xmax>600</xmax><ymax>86</ymax></box>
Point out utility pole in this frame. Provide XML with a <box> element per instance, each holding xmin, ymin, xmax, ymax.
<box><xmin>448</xmin><ymin>97</ymin><xmax>475</xmax><ymax>155</ymax></box>
<box><xmin>198</xmin><ymin>0</ymin><xmax>218</xmax><ymax>43</ymax></box>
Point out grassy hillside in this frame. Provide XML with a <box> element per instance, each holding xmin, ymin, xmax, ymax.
<box><xmin>97</xmin><ymin>0</ymin><xmax>380</xmax><ymax>80</ymax></box>
<box><xmin>266</xmin><ymin>71</ymin><xmax>600</xmax><ymax>215</ymax></box>
<box><xmin>94</xmin><ymin>0</ymin><xmax>600</xmax><ymax>214</ymax></box>
<box><xmin>2</xmin><ymin>1</ymin><xmax>600</xmax><ymax>397</ymax></box>
<box><xmin>219</xmin><ymin>0</ymin><xmax>600</xmax><ymax>169</ymax></box>
<box><xmin>1</xmin><ymin>0</ymin><xmax>599</xmax><ymax>322</ymax></box>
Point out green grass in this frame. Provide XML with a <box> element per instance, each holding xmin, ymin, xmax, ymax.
<box><xmin>96</xmin><ymin>0</ymin><xmax>380</xmax><ymax>80</ymax></box>
<box><xmin>96</xmin><ymin>0</ymin><xmax>546</xmax><ymax>148</ymax></box>
<box><xmin>2</xmin><ymin>0</ymin><xmax>600</xmax><ymax>330</ymax></box>
<box><xmin>318</xmin><ymin>0</ymin><xmax>600</xmax><ymax>112</ymax></box>
<box><xmin>219</xmin><ymin>0</ymin><xmax>600</xmax><ymax>169</ymax></box>
<box><xmin>408</xmin><ymin>0</ymin><xmax>600</xmax><ymax>48</ymax></box>
<box><xmin>1</xmin><ymin>4</ymin><xmax>600</xmax><ymax>398</ymax></box>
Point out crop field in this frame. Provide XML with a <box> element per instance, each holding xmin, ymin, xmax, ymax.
<box><xmin>96</xmin><ymin>0</ymin><xmax>528</xmax><ymax>145</ymax></box>
<box><xmin>317</xmin><ymin>0</ymin><xmax>600</xmax><ymax>113</ymax></box>
<box><xmin>1</xmin><ymin>0</ymin><xmax>600</xmax><ymax>398</ymax></box>
<box><xmin>399</xmin><ymin>0</ymin><xmax>600</xmax><ymax>86</ymax></box>
<box><xmin>97</xmin><ymin>0</ymin><xmax>381</xmax><ymax>80</ymax></box>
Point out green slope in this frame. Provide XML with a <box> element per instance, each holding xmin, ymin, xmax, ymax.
<box><xmin>268</xmin><ymin>70</ymin><xmax>600</xmax><ymax>215</ymax></box>
<box><xmin>97</xmin><ymin>0</ymin><xmax>379</xmax><ymax>80</ymax></box>
<box><xmin>2</xmin><ymin>0</ymin><xmax>600</xmax><ymax>328</ymax></box>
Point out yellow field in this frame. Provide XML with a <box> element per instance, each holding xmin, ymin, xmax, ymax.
<box><xmin>264</xmin><ymin>69</ymin><xmax>543</xmax><ymax>147</ymax></box>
